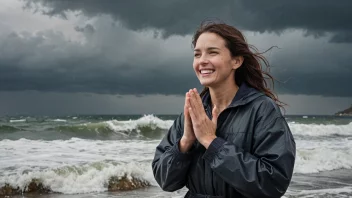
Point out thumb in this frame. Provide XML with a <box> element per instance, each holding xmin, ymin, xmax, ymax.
<box><xmin>212</xmin><ymin>105</ymin><xmax>219</xmax><ymax>125</ymax></box>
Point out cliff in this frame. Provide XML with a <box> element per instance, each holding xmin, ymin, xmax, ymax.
<box><xmin>335</xmin><ymin>104</ymin><xmax>352</xmax><ymax>116</ymax></box>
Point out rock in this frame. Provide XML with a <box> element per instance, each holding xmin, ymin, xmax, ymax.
<box><xmin>335</xmin><ymin>104</ymin><xmax>352</xmax><ymax>116</ymax></box>
<box><xmin>0</xmin><ymin>175</ymin><xmax>150</xmax><ymax>196</ymax></box>
<box><xmin>0</xmin><ymin>184</ymin><xmax>21</xmax><ymax>196</ymax></box>
<box><xmin>25</xmin><ymin>179</ymin><xmax>51</xmax><ymax>193</ymax></box>
<box><xmin>108</xmin><ymin>175</ymin><xmax>150</xmax><ymax>191</ymax></box>
<box><xmin>0</xmin><ymin>179</ymin><xmax>51</xmax><ymax>196</ymax></box>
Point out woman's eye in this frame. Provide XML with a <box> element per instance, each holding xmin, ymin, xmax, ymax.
<box><xmin>194</xmin><ymin>54</ymin><xmax>200</xmax><ymax>57</ymax></box>
<box><xmin>210</xmin><ymin>51</ymin><xmax>217</xmax><ymax>55</ymax></box>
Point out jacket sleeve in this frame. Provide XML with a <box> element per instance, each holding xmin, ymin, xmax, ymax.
<box><xmin>202</xmin><ymin>103</ymin><xmax>296</xmax><ymax>198</ymax></box>
<box><xmin>151</xmin><ymin>113</ymin><xmax>194</xmax><ymax>192</ymax></box>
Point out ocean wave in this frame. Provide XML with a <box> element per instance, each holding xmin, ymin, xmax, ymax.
<box><xmin>289</xmin><ymin>122</ymin><xmax>352</xmax><ymax>137</ymax></box>
<box><xmin>9</xmin><ymin>119</ymin><xmax>26</xmax><ymax>123</ymax></box>
<box><xmin>0</xmin><ymin>161</ymin><xmax>152</xmax><ymax>195</ymax></box>
<box><xmin>51</xmin><ymin>117</ymin><xmax>352</xmax><ymax>139</ymax></box>
<box><xmin>0</xmin><ymin>125</ymin><xmax>22</xmax><ymax>132</ymax></box>
<box><xmin>294</xmin><ymin>139</ymin><xmax>352</xmax><ymax>174</ymax></box>
<box><xmin>49</xmin><ymin>119</ymin><xmax>67</xmax><ymax>122</ymax></box>
<box><xmin>284</xmin><ymin>187</ymin><xmax>352</xmax><ymax>198</ymax></box>
<box><xmin>50</xmin><ymin>115</ymin><xmax>173</xmax><ymax>139</ymax></box>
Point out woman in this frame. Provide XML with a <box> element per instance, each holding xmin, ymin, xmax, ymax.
<box><xmin>152</xmin><ymin>22</ymin><xmax>296</xmax><ymax>198</ymax></box>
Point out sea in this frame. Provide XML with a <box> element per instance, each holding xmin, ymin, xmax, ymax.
<box><xmin>1</xmin><ymin>114</ymin><xmax>352</xmax><ymax>198</ymax></box>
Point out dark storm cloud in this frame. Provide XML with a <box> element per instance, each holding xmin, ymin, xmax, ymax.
<box><xmin>1</xmin><ymin>0</ymin><xmax>352</xmax><ymax>98</ymax></box>
<box><xmin>274</xmin><ymin>71</ymin><xmax>352</xmax><ymax>97</ymax></box>
<box><xmin>74</xmin><ymin>24</ymin><xmax>95</xmax><ymax>34</ymax></box>
<box><xmin>0</xmin><ymin>29</ymin><xmax>198</xmax><ymax>95</ymax></box>
<box><xmin>24</xmin><ymin>0</ymin><xmax>352</xmax><ymax>42</ymax></box>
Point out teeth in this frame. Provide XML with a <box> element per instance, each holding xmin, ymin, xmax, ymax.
<box><xmin>200</xmin><ymin>70</ymin><xmax>214</xmax><ymax>74</ymax></box>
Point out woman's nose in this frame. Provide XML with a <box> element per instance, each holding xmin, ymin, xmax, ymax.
<box><xmin>199</xmin><ymin>55</ymin><xmax>209</xmax><ymax>64</ymax></box>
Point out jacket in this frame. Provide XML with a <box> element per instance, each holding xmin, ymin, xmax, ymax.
<box><xmin>152</xmin><ymin>82</ymin><xmax>296</xmax><ymax>198</ymax></box>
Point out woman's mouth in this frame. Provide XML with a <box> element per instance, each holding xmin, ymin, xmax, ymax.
<box><xmin>199</xmin><ymin>69</ymin><xmax>215</xmax><ymax>77</ymax></box>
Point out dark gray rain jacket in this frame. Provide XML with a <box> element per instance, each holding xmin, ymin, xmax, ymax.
<box><xmin>152</xmin><ymin>83</ymin><xmax>296</xmax><ymax>198</ymax></box>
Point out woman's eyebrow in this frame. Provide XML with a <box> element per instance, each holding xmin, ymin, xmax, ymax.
<box><xmin>194</xmin><ymin>47</ymin><xmax>220</xmax><ymax>52</ymax></box>
<box><xmin>207</xmin><ymin>47</ymin><xmax>220</xmax><ymax>50</ymax></box>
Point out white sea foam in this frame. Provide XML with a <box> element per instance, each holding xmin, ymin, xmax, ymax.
<box><xmin>294</xmin><ymin>138</ymin><xmax>352</xmax><ymax>173</ymax></box>
<box><xmin>50</xmin><ymin>119</ymin><xmax>67</xmax><ymax>122</ymax></box>
<box><xmin>1</xmin><ymin>119</ymin><xmax>352</xmax><ymax>194</ymax></box>
<box><xmin>289</xmin><ymin>122</ymin><xmax>352</xmax><ymax>137</ymax></box>
<box><xmin>9</xmin><ymin>119</ymin><xmax>26</xmax><ymax>123</ymax></box>
<box><xmin>0</xmin><ymin>138</ymin><xmax>159</xmax><ymax>194</ymax></box>
<box><xmin>2</xmin><ymin>161</ymin><xmax>151</xmax><ymax>194</ymax></box>
<box><xmin>284</xmin><ymin>187</ymin><xmax>352</xmax><ymax>198</ymax></box>
<box><xmin>105</xmin><ymin>114</ymin><xmax>174</xmax><ymax>133</ymax></box>
<box><xmin>104</xmin><ymin>115</ymin><xmax>352</xmax><ymax>137</ymax></box>
<box><xmin>73</xmin><ymin>115</ymin><xmax>352</xmax><ymax>138</ymax></box>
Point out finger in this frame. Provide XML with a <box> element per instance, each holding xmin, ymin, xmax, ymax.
<box><xmin>184</xmin><ymin>93</ymin><xmax>190</xmax><ymax>118</ymax></box>
<box><xmin>186</xmin><ymin>93</ymin><xmax>195</xmax><ymax>119</ymax></box>
<box><xmin>192</xmin><ymin>91</ymin><xmax>205</xmax><ymax>118</ymax></box>
<box><xmin>189</xmin><ymin>90</ymin><xmax>199</xmax><ymax>116</ymax></box>
<box><xmin>190</xmin><ymin>89</ymin><xmax>206</xmax><ymax>117</ymax></box>
<box><xmin>193</xmin><ymin>88</ymin><xmax>204</xmax><ymax>109</ymax></box>
<box><xmin>188</xmin><ymin>107</ymin><xmax>196</xmax><ymax>122</ymax></box>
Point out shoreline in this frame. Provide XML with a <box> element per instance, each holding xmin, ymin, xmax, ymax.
<box><xmin>4</xmin><ymin>168</ymin><xmax>352</xmax><ymax>198</ymax></box>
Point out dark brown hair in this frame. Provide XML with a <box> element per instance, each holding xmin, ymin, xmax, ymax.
<box><xmin>192</xmin><ymin>21</ymin><xmax>286</xmax><ymax>108</ymax></box>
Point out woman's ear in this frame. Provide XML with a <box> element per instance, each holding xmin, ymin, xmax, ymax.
<box><xmin>232</xmin><ymin>56</ymin><xmax>244</xmax><ymax>70</ymax></box>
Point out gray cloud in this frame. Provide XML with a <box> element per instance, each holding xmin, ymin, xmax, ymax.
<box><xmin>0</xmin><ymin>0</ymin><xmax>351</xmax><ymax>100</ymax></box>
<box><xmin>74</xmin><ymin>24</ymin><xmax>95</xmax><ymax>34</ymax></box>
<box><xmin>0</xmin><ymin>16</ymin><xmax>199</xmax><ymax>95</ymax></box>
<box><xmin>24</xmin><ymin>0</ymin><xmax>352</xmax><ymax>42</ymax></box>
<box><xmin>0</xmin><ymin>91</ymin><xmax>186</xmax><ymax>116</ymax></box>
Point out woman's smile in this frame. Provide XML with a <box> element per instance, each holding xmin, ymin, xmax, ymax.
<box><xmin>199</xmin><ymin>69</ymin><xmax>215</xmax><ymax>77</ymax></box>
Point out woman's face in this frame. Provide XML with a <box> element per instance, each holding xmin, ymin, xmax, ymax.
<box><xmin>193</xmin><ymin>32</ymin><xmax>238</xmax><ymax>89</ymax></box>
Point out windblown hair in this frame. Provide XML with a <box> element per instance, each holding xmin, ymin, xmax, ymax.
<box><xmin>192</xmin><ymin>21</ymin><xmax>286</xmax><ymax>108</ymax></box>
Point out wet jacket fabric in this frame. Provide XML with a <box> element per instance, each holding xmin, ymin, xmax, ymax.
<box><xmin>152</xmin><ymin>83</ymin><xmax>296</xmax><ymax>198</ymax></box>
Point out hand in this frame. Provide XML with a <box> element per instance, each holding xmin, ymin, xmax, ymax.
<box><xmin>179</xmin><ymin>91</ymin><xmax>196</xmax><ymax>153</ymax></box>
<box><xmin>188</xmin><ymin>88</ymin><xmax>219</xmax><ymax>149</ymax></box>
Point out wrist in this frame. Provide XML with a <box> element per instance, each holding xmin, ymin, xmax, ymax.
<box><xmin>179</xmin><ymin>136</ymin><xmax>195</xmax><ymax>153</ymax></box>
<box><xmin>201</xmin><ymin>136</ymin><xmax>217</xmax><ymax>149</ymax></box>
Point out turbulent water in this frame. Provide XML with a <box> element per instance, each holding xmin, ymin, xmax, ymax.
<box><xmin>1</xmin><ymin>114</ymin><xmax>352</xmax><ymax>197</ymax></box>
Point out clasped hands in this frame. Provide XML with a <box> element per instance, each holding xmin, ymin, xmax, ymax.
<box><xmin>179</xmin><ymin>88</ymin><xmax>219</xmax><ymax>152</ymax></box>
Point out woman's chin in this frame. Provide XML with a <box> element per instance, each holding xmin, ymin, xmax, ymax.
<box><xmin>199</xmin><ymin>80</ymin><xmax>213</xmax><ymax>87</ymax></box>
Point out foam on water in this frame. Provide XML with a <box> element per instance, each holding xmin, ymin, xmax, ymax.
<box><xmin>2</xmin><ymin>161</ymin><xmax>151</xmax><ymax>194</ymax></box>
<box><xmin>284</xmin><ymin>187</ymin><xmax>352</xmax><ymax>198</ymax></box>
<box><xmin>50</xmin><ymin>119</ymin><xmax>67</xmax><ymax>122</ymax></box>
<box><xmin>289</xmin><ymin>122</ymin><xmax>352</xmax><ymax>137</ymax></box>
<box><xmin>9</xmin><ymin>119</ymin><xmax>26</xmax><ymax>123</ymax></box>
<box><xmin>1</xmin><ymin>136</ymin><xmax>351</xmax><ymax>182</ymax></box>
<box><xmin>1</xmin><ymin>117</ymin><xmax>352</xmax><ymax>195</ymax></box>
<box><xmin>295</xmin><ymin>138</ymin><xmax>352</xmax><ymax>173</ymax></box>
<box><xmin>0</xmin><ymin>138</ymin><xmax>159</xmax><ymax>194</ymax></box>
<box><xmin>105</xmin><ymin>114</ymin><xmax>173</xmax><ymax>133</ymax></box>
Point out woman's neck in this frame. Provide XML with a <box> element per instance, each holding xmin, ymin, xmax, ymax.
<box><xmin>209</xmin><ymin>83</ymin><xmax>239</xmax><ymax>113</ymax></box>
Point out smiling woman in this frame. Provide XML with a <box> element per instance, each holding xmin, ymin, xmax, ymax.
<box><xmin>152</xmin><ymin>21</ymin><xmax>296</xmax><ymax>198</ymax></box>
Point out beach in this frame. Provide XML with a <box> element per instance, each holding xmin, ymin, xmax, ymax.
<box><xmin>1</xmin><ymin>114</ymin><xmax>352</xmax><ymax>197</ymax></box>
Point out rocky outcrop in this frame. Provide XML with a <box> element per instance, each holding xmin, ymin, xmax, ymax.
<box><xmin>108</xmin><ymin>175</ymin><xmax>150</xmax><ymax>191</ymax></box>
<box><xmin>0</xmin><ymin>175</ymin><xmax>150</xmax><ymax>196</ymax></box>
<box><xmin>0</xmin><ymin>179</ymin><xmax>51</xmax><ymax>196</ymax></box>
<box><xmin>335</xmin><ymin>104</ymin><xmax>352</xmax><ymax>116</ymax></box>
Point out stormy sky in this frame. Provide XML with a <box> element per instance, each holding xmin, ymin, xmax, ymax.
<box><xmin>0</xmin><ymin>0</ymin><xmax>351</xmax><ymax>115</ymax></box>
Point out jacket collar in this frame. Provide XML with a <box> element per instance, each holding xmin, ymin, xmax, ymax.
<box><xmin>202</xmin><ymin>82</ymin><xmax>263</xmax><ymax>109</ymax></box>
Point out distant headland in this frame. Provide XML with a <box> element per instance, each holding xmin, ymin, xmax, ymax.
<box><xmin>335</xmin><ymin>104</ymin><xmax>352</xmax><ymax>116</ymax></box>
